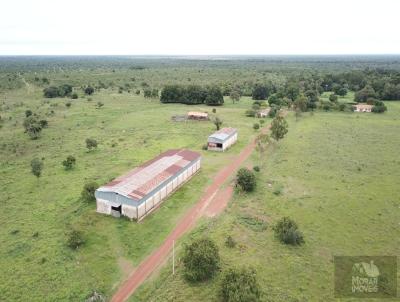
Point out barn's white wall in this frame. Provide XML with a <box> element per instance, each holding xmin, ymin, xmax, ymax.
<box><xmin>97</xmin><ymin>158</ymin><xmax>201</xmax><ymax>221</ymax></box>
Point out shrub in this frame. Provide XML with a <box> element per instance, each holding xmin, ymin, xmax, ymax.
<box><xmin>329</xmin><ymin>94</ymin><xmax>338</xmax><ymax>102</ymax></box>
<box><xmin>66</xmin><ymin>101</ymin><xmax>72</xmax><ymax>108</ymax></box>
<box><xmin>220</xmin><ymin>267</ymin><xmax>261</xmax><ymax>302</ymax></box>
<box><xmin>39</xmin><ymin>119</ymin><xmax>48</xmax><ymax>128</ymax></box>
<box><xmin>213</xmin><ymin>116</ymin><xmax>223</xmax><ymax>130</ymax></box>
<box><xmin>71</xmin><ymin>93</ymin><xmax>78</xmax><ymax>99</ymax></box>
<box><xmin>253</xmin><ymin>123</ymin><xmax>260</xmax><ymax>130</ymax></box>
<box><xmin>25</xmin><ymin>109</ymin><xmax>33</xmax><ymax>117</ymax></box>
<box><xmin>236</xmin><ymin>168</ymin><xmax>256</xmax><ymax>192</ymax></box>
<box><xmin>67</xmin><ymin>228</ymin><xmax>85</xmax><ymax>249</ymax></box>
<box><xmin>322</xmin><ymin>102</ymin><xmax>331</xmax><ymax>111</ymax></box>
<box><xmin>273</xmin><ymin>217</ymin><xmax>304</xmax><ymax>245</ymax></box>
<box><xmin>43</xmin><ymin>86</ymin><xmax>60</xmax><ymax>98</ymax></box>
<box><xmin>23</xmin><ymin>116</ymin><xmax>42</xmax><ymax>139</ymax></box>
<box><xmin>372</xmin><ymin>101</ymin><xmax>387</xmax><ymax>113</ymax></box>
<box><xmin>86</xmin><ymin>138</ymin><xmax>98</xmax><ymax>151</ymax></box>
<box><xmin>143</xmin><ymin>88</ymin><xmax>152</xmax><ymax>98</ymax></box>
<box><xmin>225</xmin><ymin>236</ymin><xmax>236</xmax><ymax>248</ymax></box>
<box><xmin>253</xmin><ymin>166</ymin><xmax>260</xmax><ymax>172</ymax></box>
<box><xmin>183</xmin><ymin>238</ymin><xmax>220</xmax><ymax>282</ymax></box>
<box><xmin>338</xmin><ymin>103</ymin><xmax>346</xmax><ymax>111</ymax></box>
<box><xmin>62</xmin><ymin>155</ymin><xmax>76</xmax><ymax>170</ymax></box>
<box><xmin>212</xmin><ymin>108</ymin><xmax>216</xmax><ymax>113</ymax></box>
<box><xmin>85</xmin><ymin>291</ymin><xmax>106</xmax><ymax>302</ymax></box>
<box><xmin>85</xmin><ymin>86</ymin><xmax>94</xmax><ymax>95</ymax></box>
<box><xmin>81</xmin><ymin>181</ymin><xmax>98</xmax><ymax>202</ymax></box>
<box><xmin>245</xmin><ymin>109</ymin><xmax>256</xmax><ymax>117</ymax></box>
<box><xmin>31</xmin><ymin>158</ymin><xmax>43</xmax><ymax>178</ymax></box>
<box><xmin>268</xmin><ymin>107</ymin><xmax>277</xmax><ymax>118</ymax></box>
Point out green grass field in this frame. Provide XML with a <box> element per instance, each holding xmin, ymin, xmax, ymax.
<box><xmin>0</xmin><ymin>86</ymin><xmax>264</xmax><ymax>301</ymax></box>
<box><xmin>1</xmin><ymin>69</ymin><xmax>399</xmax><ymax>301</ymax></box>
<box><xmin>130</xmin><ymin>102</ymin><xmax>400</xmax><ymax>302</ymax></box>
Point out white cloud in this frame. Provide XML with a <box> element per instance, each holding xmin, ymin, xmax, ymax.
<box><xmin>1</xmin><ymin>0</ymin><xmax>399</xmax><ymax>54</ymax></box>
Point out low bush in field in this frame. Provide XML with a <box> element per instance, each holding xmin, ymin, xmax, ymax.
<box><xmin>273</xmin><ymin>217</ymin><xmax>304</xmax><ymax>245</ymax></box>
<box><xmin>66</xmin><ymin>228</ymin><xmax>85</xmax><ymax>249</ymax></box>
<box><xmin>220</xmin><ymin>266</ymin><xmax>261</xmax><ymax>302</ymax></box>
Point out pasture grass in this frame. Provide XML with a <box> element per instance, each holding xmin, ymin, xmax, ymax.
<box><xmin>130</xmin><ymin>102</ymin><xmax>400</xmax><ymax>302</ymax></box>
<box><xmin>0</xmin><ymin>86</ymin><xmax>262</xmax><ymax>301</ymax></box>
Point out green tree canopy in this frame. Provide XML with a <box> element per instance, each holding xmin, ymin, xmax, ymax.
<box><xmin>236</xmin><ymin>168</ymin><xmax>256</xmax><ymax>192</ymax></box>
<box><xmin>270</xmin><ymin>115</ymin><xmax>288</xmax><ymax>141</ymax></box>
<box><xmin>183</xmin><ymin>238</ymin><xmax>220</xmax><ymax>282</ymax></box>
<box><xmin>31</xmin><ymin>158</ymin><xmax>43</xmax><ymax>178</ymax></box>
<box><xmin>220</xmin><ymin>267</ymin><xmax>261</xmax><ymax>302</ymax></box>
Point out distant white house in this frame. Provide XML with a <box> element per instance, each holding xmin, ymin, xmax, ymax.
<box><xmin>353</xmin><ymin>103</ymin><xmax>373</xmax><ymax>112</ymax></box>
<box><xmin>257</xmin><ymin>108</ymin><xmax>270</xmax><ymax>118</ymax></box>
<box><xmin>207</xmin><ymin>127</ymin><xmax>238</xmax><ymax>152</ymax></box>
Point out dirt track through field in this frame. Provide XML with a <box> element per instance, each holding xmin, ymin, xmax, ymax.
<box><xmin>111</xmin><ymin>122</ymin><xmax>274</xmax><ymax>302</ymax></box>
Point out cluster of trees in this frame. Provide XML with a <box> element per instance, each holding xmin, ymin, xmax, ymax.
<box><xmin>43</xmin><ymin>84</ymin><xmax>73</xmax><ymax>98</ymax></box>
<box><xmin>23</xmin><ymin>111</ymin><xmax>48</xmax><ymax>139</ymax></box>
<box><xmin>252</xmin><ymin>84</ymin><xmax>272</xmax><ymax>100</ymax></box>
<box><xmin>160</xmin><ymin>85</ymin><xmax>224</xmax><ymax>106</ymax></box>
<box><xmin>143</xmin><ymin>88</ymin><xmax>159</xmax><ymax>98</ymax></box>
<box><xmin>322</xmin><ymin>69</ymin><xmax>400</xmax><ymax>100</ymax></box>
<box><xmin>353</xmin><ymin>85</ymin><xmax>387</xmax><ymax>113</ymax></box>
<box><xmin>30</xmin><ymin>138</ymin><xmax>98</xmax><ymax>178</ymax></box>
<box><xmin>43</xmin><ymin>85</ymin><xmax>94</xmax><ymax>98</ymax></box>
<box><xmin>182</xmin><ymin>237</ymin><xmax>261</xmax><ymax>302</ymax></box>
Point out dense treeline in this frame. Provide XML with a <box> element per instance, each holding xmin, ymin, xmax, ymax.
<box><xmin>160</xmin><ymin>85</ymin><xmax>224</xmax><ymax>105</ymax></box>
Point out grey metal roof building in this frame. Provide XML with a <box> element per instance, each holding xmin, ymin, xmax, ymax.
<box><xmin>207</xmin><ymin>127</ymin><xmax>238</xmax><ymax>152</ymax></box>
<box><xmin>95</xmin><ymin>149</ymin><xmax>201</xmax><ymax>221</ymax></box>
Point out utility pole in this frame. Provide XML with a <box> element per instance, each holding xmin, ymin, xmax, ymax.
<box><xmin>172</xmin><ymin>240</ymin><xmax>175</xmax><ymax>275</ymax></box>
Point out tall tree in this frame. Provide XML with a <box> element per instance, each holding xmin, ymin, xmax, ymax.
<box><xmin>270</xmin><ymin>115</ymin><xmax>288</xmax><ymax>141</ymax></box>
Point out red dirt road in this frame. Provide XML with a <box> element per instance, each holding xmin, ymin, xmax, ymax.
<box><xmin>111</xmin><ymin>124</ymin><xmax>273</xmax><ymax>302</ymax></box>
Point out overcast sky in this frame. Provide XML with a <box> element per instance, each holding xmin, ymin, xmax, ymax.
<box><xmin>1</xmin><ymin>0</ymin><xmax>400</xmax><ymax>55</ymax></box>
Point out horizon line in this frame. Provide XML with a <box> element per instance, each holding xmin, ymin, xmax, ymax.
<box><xmin>1</xmin><ymin>53</ymin><xmax>400</xmax><ymax>57</ymax></box>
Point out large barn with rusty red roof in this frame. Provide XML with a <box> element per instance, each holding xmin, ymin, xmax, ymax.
<box><xmin>95</xmin><ymin>149</ymin><xmax>201</xmax><ymax>221</ymax></box>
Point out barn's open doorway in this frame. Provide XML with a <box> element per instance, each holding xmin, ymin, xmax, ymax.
<box><xmin>111</xmin><ymin>205</ymin><xmax>122</xmax><ymax>218</ymax></box>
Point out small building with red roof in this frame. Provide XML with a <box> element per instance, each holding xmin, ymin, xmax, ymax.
<box><xmin>95</xmin><ymin>149</ymin><xmax>201</xmax><ymax>221</ymax></box>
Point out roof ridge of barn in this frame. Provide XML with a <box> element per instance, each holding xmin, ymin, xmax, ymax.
<box><xmin>97</xmin><ymin>149</ymin><xmax>201</xmax><ymax>201</ymax></box>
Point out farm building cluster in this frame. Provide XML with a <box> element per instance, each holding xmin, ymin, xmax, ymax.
<box><xmin>96</xmin><ymin>121</ymin><xmax>238</xmax><ymax>221</ymax></box>
<box><xmin>207</xmin><ymin>127</ymin><xmax>238</xmax><ymax>152</ymax></box>
<box><xmin>96</xmin><ymin>149</ymin><xmax>201</xmax><ymax>221</ymax></box>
